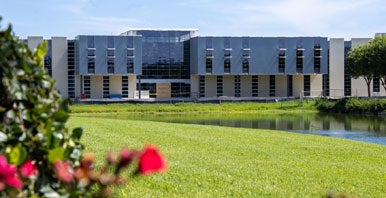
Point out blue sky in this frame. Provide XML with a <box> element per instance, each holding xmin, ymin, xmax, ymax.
<box><xmin>1</xmin><ymin>0</ymin><xmax>386</xmax><ymax>39</ymax></box>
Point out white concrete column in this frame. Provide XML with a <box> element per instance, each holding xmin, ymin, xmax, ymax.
<box><xmin>128</xmin><ymin>75</ymin><xmax>137</xmax><ymax>98</ymax></box>
<box><xmin>110</xmin><ymin>75</ymin><xmax>122</xmax><ymax>95</ymax></box>
<box><xmin>293</xmin><ymin>75</ymin><xmax>303</xmax><ymax>98</ymax></box>
<box><xmin>329</xmin><ymin>38</ymin><xmax>344</xmax><ymax>97</ymax></box>
<box><xmin>276</xmin><ymin>75</ymin><xmax>287</xmax><ymax>97</ymax></box>
<box><xmin>91</xmin><ymin>76</ymin><xmax>103</xmax><ymax>99</ymax></box>
<box><xmin>240</xmin><ymin>75</ymin><xmax>252</xmax><ymax>97</ymax></box>
<box><xmin>51</xmin><ymin>37</ymin><xmax>68</xmax><ymax>98</ymax></box>
<box><xmin>205</xmin><ymin>76</ymin><xmax>217</xmax><ymax>98</ymax></box>
<box><xmin>223</xmin><ymin>75</ymin><xmax>234</xmax><ymax>97</ymax></box>
<box><xmin>311</xmin><ymin>74</ymin><xmax>323</xmax><ymax>97</ymax></box>
<box><xmin>190</xmin><ymin>75</ymin><xmax>199</xmax><ymax>97</ymax></box>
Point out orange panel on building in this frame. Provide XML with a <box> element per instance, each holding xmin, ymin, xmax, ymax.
<box><xmin>156</xmin><ymin>83</ymin><xmax>171</xmax><ymax>98</ymax></box>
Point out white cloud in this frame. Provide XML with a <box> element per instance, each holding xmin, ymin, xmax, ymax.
<box><xmin>194</xmin><ymin>0</ymin><xmax>384</xmax><ymax>37</ymax></box>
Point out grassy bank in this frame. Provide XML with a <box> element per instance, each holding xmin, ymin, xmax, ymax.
<box><xmin>68</xmin><ymin>116</ymin><xmax>386</xmax><ymax>197</ymax></box>
<box><xmin>70</xmin><ymin>100</ymin><xmax>316</xmax><ymax>114</ymax></box>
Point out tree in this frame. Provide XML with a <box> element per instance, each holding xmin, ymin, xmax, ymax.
<box><xmin>345</xmin><ymin>44</ymin><xmax>374</xmax><ymax>97</ymax></box>
<box><xmin>368</xmin><ymin>35</ymin><xmax>386</xmax><ymax>92</ymax></box>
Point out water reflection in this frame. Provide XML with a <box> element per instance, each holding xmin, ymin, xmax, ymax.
<box><xmin>89</xmin><ymin>113</ymin><xmax>386</xmax><ymax>145</ymax></box>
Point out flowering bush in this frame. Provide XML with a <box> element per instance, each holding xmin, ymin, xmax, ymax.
<box><xmin>0</xmin><ymin>17</ymin><xmax>166</xmax><ymax>197</ymax></box>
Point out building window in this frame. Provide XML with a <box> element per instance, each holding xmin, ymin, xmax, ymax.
<box><xmin>344</xmin><ymin>74</ymin><xmax>351</xmax><ymax>96</ymax></box>
<box><xmin>224</xmin><ymin>59</ymin><xmax>231</xmax><ymax>73</ymax></box>
<box><xmin>206</xmin><ymin>58</ymin><xmax>212</xmax><ymax>73</ymax></box>
<box><xmin>67</xmin><ymin>40</ymin><xmax>75</xmax><ymax>98</ymax></box>
<box><xmin>344</xmin><ymin>46</ymin><xmax>351</xmax><ymax>97</ymax></box>
<box><xmin>323</xmin><ymin>49</ymin><xmax>330</xmax><ymax>97</ymax></box>
<box><xmin>88</xmin><ymin>58</ymin><xmax>95</xmax><ymax>73</ymax></box>
<box><xmin>122</xmin><ymin>76</ymin><xmax>128</xmax><ymax>98</ymax></box>
<box><xmin>103</xmin><ymin>76</ymin><xmax>110</xmax><ymax>98</ymax></box>
<box><xmin>107</xmin><ymin>58</ymin><xmax>114</xmax><ymax>73</ymax></box>
<box><xmin>217</xmin><ymin>76</ymin><xmax>223</xmax><ymax>97</ymax></box>
<box><xmin>278</xmin><ymin>49</ymin><xmax>286</xmax><ymax>73</ymax></box>
<box><xmin>44</xmin><ymin>57</ymin><xmax>52</xmax><ymax>76</ymax></box>
<box><xmin>87</xmin><ymin>48</ymin><xmax>95</xmax><ymax>57</ymax></box>
<box><xmin>242</xmin><ymin>49</ymin><xmax>250</xmax><ymax>58</ymax></box>
<box><xmin>323</xmin><ymin>74</ymin><xmax>329</xmax><ymax>97</ymax></box>
<box><xmin>296</xmin><ymin>48</ymin><xmax>304</xmax><ymax>73</ymax></box>
<box><xmin>139</xmin><ymin>83</ymin><xmax>156</xmax><ymax>98</ymax></box>
<box><xmin>107</xmin><ymin>48</ymin><xmax>115</xmax><ymax>57</ymax></box>
<box><xmin>314</xmin><ymin>44</ymin><xmax>322</xmax><ymax>73</ymax></box>
<box><xmin>242</xmin><ymin>59</ymin><xmax>249</xmax><ymax>73</ymax></box>
<box><xmin>373</xmin><ymin>76</ymin><xmax>380</xmax><ymax>93</ymax></box>
<box><xmin>269</xmin><ymin>75</ymin><xmax>275</xmax><ymax>97</ymax></box>
<box><xmin>199</xmin><ymin>76</ymin><xmax>205</xmax><ymax>97</ymax></box>
<box><xmin>234</xmin><ymin>75</ymin><xmax>241</xmax><ymax>97</ymax></box>
<box><xmin>224</xmin><ymin>49</ymin><xmax>232</xmax><ymax>58</ymax></box>
<box><xmin>127</xmin><ymin>58</ymin><xmax>134</xmax><ymax>73</ymax></box>
<box><xmin>83</xmin><ymin>76</ymin><xmax>91</xmax><ymax>98</ymax></box>
<box><xmin>127</xmin><ymin>48</ymin><xmax>134</xmax><ymax>57</ymax></box>
<box><xmin>206</xmin><ymin>49</ymin><xmax>213</xmax><ymax>57</ymax></box>
<box><xmin>304</xmin><ymin>75</ymin><xmax>310</xmax><ymax>96</ymax></box>
<box><xmin>287</xmin><ymin>75</ymin><xmax>293</xmax><ymax>97</ymax></box>
<box><xmin>171</xmin><ymin>83</ymin><xmax>190</xmax><ymax>98</ymax></box>
<box><xmin>252</xmin><ymin>75</ymin><xmax>258</xmax><ymax>97</ymax></box>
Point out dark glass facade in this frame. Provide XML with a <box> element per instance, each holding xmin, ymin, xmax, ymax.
<box><xmin>129</xmin><ymin>30</ymin><xmax>193</xmax><ymax>98</ymax></box>
<box><xmin>135</xmin><ymin>30</ymin><xmax>191</xmax><ymax>79</ymax></box>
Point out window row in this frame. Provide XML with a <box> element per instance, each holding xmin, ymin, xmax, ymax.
<box><xmin>87</xmin><ymin>48</ymin><xmax>135</xmax><ymax>57</ymax></box>
<box><xmin>206</xmin><ymin>59</ymin><xmax>250</xmax><ymax>74</ymax></box>
<box><xmin>206</xmin><ymin>48</ymin><xmax>251</xmax><ymax>58</ymax></box>
<box><xmin>199</xmin><ymin>75</ymin><xmax>297</xmax><ymax>98</ymax></box>
<box><xmin>87</xmin><ymin>58</ymin><xmax>135</xmax><ymax>74</ymax></box>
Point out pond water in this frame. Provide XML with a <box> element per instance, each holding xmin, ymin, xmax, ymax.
<box><xmin>96</xmin><ymin>113</ymin><xmax>386</xmax><ymax>145</ymax></box>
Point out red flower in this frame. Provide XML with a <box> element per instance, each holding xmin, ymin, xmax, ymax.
<box><xmin>137</xmin><ymin>145</ymin><xmax>167</xmax><ymax>175</ymax></box>
<box><xmin>19</xmin><ymin>159</ymin><xmax>37</xmax><ymax>178</ymax></box>
<box><xmin>53</xmin><ymin>160</ymin><xmax>74</xmax><ymax>183</ymax></box>
<box><xmin>0</xmin><ymin>155</ymin><xmax>22</xmax><ymax>190</ymax></box>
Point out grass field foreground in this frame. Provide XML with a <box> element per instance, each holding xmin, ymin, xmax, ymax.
<box><xmin>69</xmin><ymin>116</ymin><xmax>386</xmax><ymax>197</ymax></box>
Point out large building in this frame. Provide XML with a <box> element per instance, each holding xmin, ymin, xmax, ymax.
<box><xmin>23</xmin><ymin>29</ymin><xmax>386</xmax><ymax>101</ymax></box>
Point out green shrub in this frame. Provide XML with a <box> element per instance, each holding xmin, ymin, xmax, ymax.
<box><xmin>0</xmin><ymin>18</ymin><xmax>84</xmax><ymax>196</ymax></box>
<box><xmin>315</xmin><ymin>98</ymin><xmax>338</xmax><ymax>112</ymax></box>
<box><xmin>315</xmin><ymin>97</ymin><xmax>386</xmax><ymax>114</ymax></box>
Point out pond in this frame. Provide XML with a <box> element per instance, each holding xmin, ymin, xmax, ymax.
<box><xmin>93</xmin><ymin>113</ymin><xmax>386</xmax><ymax>146</ymax></box>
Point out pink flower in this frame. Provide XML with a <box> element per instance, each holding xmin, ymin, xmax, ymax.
<box><xmin>53</xmin><ymin>161</ymin><xmax>73</xmax><ymax>183</ymax></box>
<box><xmin>0</xmin><ymin>155</ymin><xmax>22</xmax><ymax>190</ymax></box>
<box><xmin>118</xmin><ymin>148</ymin><xmax>138</xmax><ymax>168</ymax></box>
<box><xmin>106</xmin><ymin>151</ymin><xmax>117</xmax><ymax>165</ymax></box>
<box><xmin>137</xmin><ymin>145</ymin><xmax>167</xmax><ymax>175</ymax></box>
<box><xmin>19</xmin><ymin>159</ymin><xmax>37</xmax><ymax>178</ymax></box>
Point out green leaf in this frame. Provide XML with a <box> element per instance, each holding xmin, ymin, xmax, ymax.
<box><xmin>7</xmin><ymin>144</ymin><xmax>27</xmax><ymax>166</ymax></box>
<box><xmin>52</xmin><ymin>111</ymin><xmax>69</xmax><ymax>122</ymax></box>
<box><xmin>48</xmin><ymin>147</ymin><xmax>64</xmax><ymax>163</ymax></box>
<box><xmin>71</xmin><ymin>128</ymin><xmax>83</xmax><ymax>140</ymax></box>
<box><xmin>35</xmin><ymin>41</ymin><xmax>48</xmax><ymax>66</ymax></box>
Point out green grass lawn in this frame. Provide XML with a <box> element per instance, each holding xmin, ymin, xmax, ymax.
<box><xmin>69</xmin><ymin>100</ymin><xmax>316</xmax><ymax>114</ymax></box>
<box><xmin>68</xmin><ymin>116</ymin><xmax>386</xmax><ymax>197</ymax></box>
